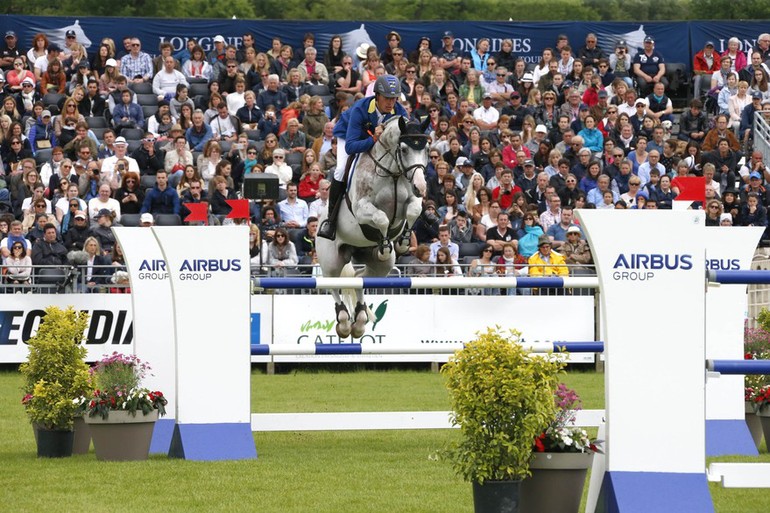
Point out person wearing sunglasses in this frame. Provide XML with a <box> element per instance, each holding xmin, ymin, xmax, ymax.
<box><xmin>5</xmin><ymin>241</ymin><xmax>32</xmax><ymax>286</ymax></box>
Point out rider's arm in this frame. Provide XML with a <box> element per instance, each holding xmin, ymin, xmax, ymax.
<box><xmin>345</xmin><ymin>104</ymin><xmax>376</xmax><ymax>155</ymax></box>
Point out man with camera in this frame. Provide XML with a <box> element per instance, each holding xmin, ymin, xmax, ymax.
<box><xmin>101</xmin><ymin>136</ymin><xmax>139</xmax><ymax>186</ymax></box>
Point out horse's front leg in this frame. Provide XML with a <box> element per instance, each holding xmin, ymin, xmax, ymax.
<box><xmin>354</xmin><ymin>199</ymin><xmax>392</xmax><ymax>260</ymax></box>
<box><xmin>395</xmin><ymin>194</ymin><xmax>423</xmax><ymax>254</ymax></box>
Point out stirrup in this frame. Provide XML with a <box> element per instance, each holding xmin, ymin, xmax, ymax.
<box><xmin>318</xmin><ymin>220</ymin><xmax>336</xmax><ymax>240</ymax></box>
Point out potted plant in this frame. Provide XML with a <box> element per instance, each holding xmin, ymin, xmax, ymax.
<box><xmin>82</xmin><ymin>352</ymin><xmax>167</xmax><ymax>461</ymax></box>
<box><xmin>442</xmin><ymin>327</ymin><xmax>564</xmax><ymax>513</ymax></box>
<box><xmin>744</xmin><ymin>321</ymin><xmax>770</xmax><ymax>450</ymax></box>
<box><xmin>19</xmin><ymin>306</ymin><xmax>92</xmax><ymax>458</ymax></box>
<box><xmin>522</xmin><ymin>384</ymin><xmax>601</xmax><ymax>513</ymax></box>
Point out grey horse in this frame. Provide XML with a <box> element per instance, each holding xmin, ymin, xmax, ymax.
<box><xmin>316</xmin><ymin>116</ymin><xmax>428</xmax><ymax>338</ymax></box>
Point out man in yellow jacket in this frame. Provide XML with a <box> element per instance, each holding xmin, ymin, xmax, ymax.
<box><xmin>528</xmin><ymin>234</ymin><xmax>569</xmax><ymax>277</ymax></box>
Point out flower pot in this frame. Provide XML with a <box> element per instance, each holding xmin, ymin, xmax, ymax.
<box><xmin>472</xmin><ymin>479</ymin><xmax>521</xmax><ymax>513</ymax></box>
<box><xmin>85</xmin><ymin>409</ymin><xmax>159</xmax><ymax>461</ymax></box>
<box><xmin>520</xmin><ymin>452</ymin><xmax>594</xmax><ymax>513</ymax></box>
<box><xmin>72</xmin><ymin>416</ymin><xmax>91</xmax><ymax>455</ymax></box>
<box><xmin>34</xmin><ymin>418</ymin><xmax>91</xmax><ymax>455</ymax></box>
<box><xmin>36</xmin><ymin>428</ymin><xmax>74</xmax><ymax>458</ymax></box>
<box><xmin>756</xmin><ymin>404</ymin><xmax>770</xmax><ymax>452</ymax></box>
<box><xmin>746</xmin><ymin>401</ymin><xmax>763</xmax><ymax>451</ymax></box>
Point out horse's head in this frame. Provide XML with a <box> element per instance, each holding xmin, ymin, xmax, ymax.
<box><xmin>374</xmin><ymin>117</ymin><xmax>428</xmax><ymax>196</ymax></box>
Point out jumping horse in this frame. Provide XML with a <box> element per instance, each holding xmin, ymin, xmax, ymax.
<box><xmin>316</xmin><ymin>117</ymin><xmax>428</xmax><ymax>338</ymax></box>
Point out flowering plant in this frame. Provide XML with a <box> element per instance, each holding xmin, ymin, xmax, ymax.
<box><xmin>81</xmin><ymin>352</ymin><xmax>167</xmax><ymax>420</ymax></box>
<box><xmin>533</xmin><ymin>383</ymin><xmax>600</xmax><ymax>454</ymax></box>
<box><xmin>752</xmin><ymin>386</ymin><xmax>770</xmax><ymax>410</ymax></box>
<box><xmin>743</xmin><ymin>322</ymin><xmax>770</xmax><ymax>404</ymax></box>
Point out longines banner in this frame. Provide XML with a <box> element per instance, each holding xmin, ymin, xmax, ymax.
<box><xmin>3</xmin><ymin>15</ymin><xmax>769</xmax><ymax>73</ymax></box>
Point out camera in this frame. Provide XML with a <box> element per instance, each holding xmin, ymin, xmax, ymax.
<box><xmin>117</xmin><ymin>164</ymin><xmax>125</xmax><ymax>171</ymax></box>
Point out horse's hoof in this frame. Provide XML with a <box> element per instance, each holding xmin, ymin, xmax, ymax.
<box><xmin>351</xmin><ymin>323</ymin><xmax>366</xmax><ymax>339</ymax></box>
<box><xmin>336</xmin><ymin>321</ymin><xmax>352</xmax><ymax>339</ymax></box>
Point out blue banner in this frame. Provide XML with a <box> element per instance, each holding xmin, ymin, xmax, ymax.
<box><xmin>1</xmin><ymin>15</ymin><xmax>770</xmax><ymax>73</ymax></box>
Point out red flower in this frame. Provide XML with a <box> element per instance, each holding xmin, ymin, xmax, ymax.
<box><xmin>534</xmin><ymin>432</ymin><xmax>546</xmax><ymax>452</ymax></box>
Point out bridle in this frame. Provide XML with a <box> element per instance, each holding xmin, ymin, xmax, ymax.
<box><xmin>368</xmin><ymin>129</ymin><xmax>429</xmax><ymax>182</ymax></box>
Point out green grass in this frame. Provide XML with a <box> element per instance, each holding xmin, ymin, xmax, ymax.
<box><xmin>2</xmin><ymin>367</ymin><xmax>770</xmax><ymax>512</ymax></box>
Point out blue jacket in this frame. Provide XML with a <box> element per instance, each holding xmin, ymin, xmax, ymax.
<box><xmin>578</xmin><ymin>127</ymin><xmax>604</xmax><ymax>152</ymax></box>
<box><xmin>333</xmin><ymin>96</ymin><xmax>408</xmax><ymax>155</ymax></box>
<box><xmin>186</xmin><ymin>123</ymin><xmax>213</xmax><ymax>152</ymax></box>
<box><xmin>141</xmin><ymin>185</ymin><xmax>180</xmax><ymax>215</ymax></box>
<box><xmin>112</xmin><ymin>101</ymin><xmax>145</xmax><ymax>129</ymax></box>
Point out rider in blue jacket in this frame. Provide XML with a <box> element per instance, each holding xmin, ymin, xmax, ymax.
<box><xmin>318</xmin><ymin>74</ymin><xmax>408</xmax><ymax>240</ymax></box>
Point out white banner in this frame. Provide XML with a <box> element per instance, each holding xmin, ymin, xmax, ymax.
<box><xmin>153</xmin><ymin>226</ymin><xmax>251</xmax><ymax>425</ymax></box>
<box><xmin>265</xmin><ymin>294</ymin><xmax>596</xmax><ymax>363</ymax></box>
<box><xmin>0</xmin><ymin>294</ymin><xmax>133</xmax><ymax>363</ymax></box>
<box><xmin>578</xmin><ymin>210</ymin><xmax>706</xmax><ymax>474</ymax></box>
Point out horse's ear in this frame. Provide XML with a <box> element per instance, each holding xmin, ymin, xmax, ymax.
<box><xmin>398</xmin><ymin>116</ymin><xmax>406</xmax><ymax>133</ymax></box>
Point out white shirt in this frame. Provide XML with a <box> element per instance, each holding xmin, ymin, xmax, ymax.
<box><xmin>55</xmin><ymin>197</ymin><xmax>87</xmax><ymax>217</ymax></box>
<box><xmin>101</xmin><ymin>155</ymin><xmax>140</xmax><ymax>184</ymax></box>
<box><xmin>309</xmin><ymin>197</ymin><xmax>328</xmax><ymax>219</ymax></box>
<box><xmin>226</xmin><ymin>92</ymin><xmax>246</xmax><ymax>114</ymax></box>
<box><xmin>87</xmin><ymin>197</ymin><xmax>121</xmax><ymax>222</ymax></box>
<box><xmin>473</xmin><ymin>105</ymin><xmax>500</xmax><ymax>125</ymax></box>
<box><xmin>152</xmin><ymin>69</ymin><xmax>188</xmax><ymax>97</ymax></box>
<box><xmin>211</xmin><ymin>115</ymin><xmax>236</xmax><ymax>138</ymax></box>
<box><xmin>21</xmin><ymin>198</ymin><xmax>52</xmax><ymax>214</ymax></box>
<box><xmin>265</xmin><ymin>164</ymin><xmax>293</xmax><ymax>187</ymax></box>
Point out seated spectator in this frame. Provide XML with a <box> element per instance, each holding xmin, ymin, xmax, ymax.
<box><xmin>693</xmin><ymin>41</ymin><xmax>721</xmax><ymax>99</ymax></box>
<box><xmin>77</xmin><ymin>236</ymin><xmax>112</xmax><ymax>292</ymax></box>
<box><xmin>62</xmin><ymin>210</ymin><xmax>92</xmax><ymax>252</ymax></box>
<box><xmin>114</xmin><ymin>172</ymin><xmax>144</xmax><ymax>215</ymax></box>
<box><xmin>179</xmin><ymin>178</ymin><xmax>209</xmax><ymax>225</ymax></box>
<box><xmin>296</xmin><ymin>216</ymin><xmax>318</xmax><ymax>258</ymax></box>
<box><xmin>112</xmin><ymin>88</ymin><xmax>144</xmax><ymax>133</ymax></box>
<box><xmin>702</xmin><ymin>114</ymin><xmax>741</xmax><ymax>152</ymax></box>
<box><xmin>678</xmin><ymin>99</ymin><xmax>708</xmax><ymax>143</ymax></box>
<box><xmin>91</xmin><ymin>209</ymin><xmax>119</xmax><ymax>255</ymax></box>
<box><xmin>31</xmin><ymin>223</ymin><xmax>67</xmax><ymax>267</ymax></box>
<box><xmin>4</xmin><ymin>240</ymin><xmax>32</xmax><ymax>285</ymax></box>
<box><xmin>429</xmin><ymin>225</ymin><xmax>459</xmax><ymax>263</ymax></box>
<box><xmin>141</xmin><ymin>169</ymin><xmax>180</xmax><ymax>216</ymax></box>
<box><xmin>87</xmin><ymin>184</ymin><xmax>121</xmax><ymax>223</ymax></box>
<box><xmin>739</xmin><ymin>191</ymin><xmax>768</xmax><ymax>227</ymax></box>
<box><xmin>186</xmin><ymin>109</ymin><xmax>213</xmax><ymax>152</ymax></box>
<box><xmin>632</xmin><ymin>36</ymin><xmax>667</xmax><ymax>97</ymax></box>
<box><xmin>132</xmin><ymin>133</ymin><xmax>165</xmax><ymax>176</ymax></box>
<box><xmin>265</xmin><ymin>227</ymin><xmax>298</xmax><ymax>272</ymax></box>
<box><xmin>152</xmin><ymin>55</ymin><xmax>188</xmax><ymax>102</ymax></box>
<box><xmin>434</xmin><ymin>246</ymin><xmax>463</xmax><ymax>277</ymax></box>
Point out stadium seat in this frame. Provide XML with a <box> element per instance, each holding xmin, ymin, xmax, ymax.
<box><xmin>127</xmin><ymin>140</ymin><xmax>142</xmax><ymax>153</ymax></box>
<box><xmin>459</xmin><ymin>242</ymin><xmax>484</xmax><ymax>258</ymax></box>
<box><xmin>35</xmin><ymin>267</ymin><xmax>68</xmax><ymax>293</ymax></box>
<box><xmin>245</xmin><ymin>129</ymin><xmax>260</xmax><ymax>141</ymax></box>
<box><xmin>218</xmin><ymin>140</ymin><xmax>232</xmax><ymax>154</ymax></box>
<box><xmin>285</xmin><ymin>151</ymin><xmax>303</xmax><ymax>168</ymax></box>
<box><xmin>43</xmin><ymin>93</ymin><xmax>65</xmax><ymax>109</ymax></box>
<box><xmin>189</xmin><ymin>82</ymin><xmax>209</xmax><ymax>98</ymax></box>
<box><xmin>154</xmin><ymin>214</ymin><xmax>182</xmax><ymax>226</ymax></box>
<box><xmin>120</xmin><ymin>213</ymin><xmax>141</xmax><ymax>227</ymax></box>
<box><xmin>35</xmin><ymin>148</ymin><xmax>52</xmax><ymax>168</ymax></box>
<box><xmin>136</xmin><ymin>93</ymin><xmax>158</xmax><ymax>106</ymax></box>
<box><xmin>129</xmin><ymin>82</ymin><xmax>153</xmax><ymax>94</ymax></box>
<box><xmin>306</xmin><ymin>84</ymin><xmax>331</xmax><ymax>96</ymax></box>
<box><xmin>142</xmin><ymin>105</ymin><xmax>158</xmax><ymax>119</ymax></box>
<box><xmin>121</xmin><ymin>128</ymin><xmax>144</xmax><ymax>141</ymax></box>
<box><xmin>90</xmin><ymin>127</ymin><xmax>108</xmax><ymax>141</ymax></box>
<box><xmin>140</xmin><ymin>174</ymin><xmax>157</xmax><ymax>190</ymax></box>
<box><xmin>86</xmin><ymin>116</ymin><xmax>109</xmax><ymax>128</ymax></box>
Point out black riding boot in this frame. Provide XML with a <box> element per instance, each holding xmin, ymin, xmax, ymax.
<box><xmin>318</xmin><ymin>179</ymin><xmax>346</xmax><ymax>240</ymax></box>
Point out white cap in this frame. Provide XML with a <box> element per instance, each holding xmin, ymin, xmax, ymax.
<box><xmin>114</xmin><ymin>136</ymin><xmax>127</xmax><ymax>145</ymax></box>
<box><xmin>140</xmin><ymin>213</ymin><xmax>154</xmax><ymax>224</ymax></box>
<box><xmin>456</xmin><ymin>156</ymin><xmax>472</xmax><ymax>167</ymax></box>
<box><xmin>21</xmin><ymin>77</ymin><xmax>35</xmax><ymax>86</ymax></box>
<box><xmin>566</xmin><ymin>225</ymin><xmax>582</xmax><ymax>235</ymax></box>
<box><xmin>213</xmin><ymin>35</ymin><xmax>225</xmax><ymax>43</ymax></box>
<box><xmin>535</xmin><ymin>124</ymin><xmax>547</xmax><ymax>133</ymax></box>
<box><xmin>106</xmin><ymin>58</ymin><xmax>118</xmax><ymax>67</ymax></box>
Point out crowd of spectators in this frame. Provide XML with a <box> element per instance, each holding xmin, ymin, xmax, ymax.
<box><xmin>1</xmin><ymin>27</ymin><xmax>770</xmax><ymax>285</ymax></box>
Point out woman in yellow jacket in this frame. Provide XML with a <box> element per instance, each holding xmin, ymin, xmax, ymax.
<box><xmin>528</xmin><ymin>234</ymin><xmax>569</xmax><ymax>277</ymax></box>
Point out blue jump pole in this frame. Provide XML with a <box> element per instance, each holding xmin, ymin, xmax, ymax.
<box><xmin>709</xmin><ymin>270</ymin><xmax>770</xmax><ymax>285</ymax></box>
<box><xmin>250</xmin><ymin>341</ymin><xmax>604</xmax><ymax>356</ymax></box>
<box><xmin>707</xmin><ymin>359</ymin><xmax>770</xmax><ymax>375</ymax></box>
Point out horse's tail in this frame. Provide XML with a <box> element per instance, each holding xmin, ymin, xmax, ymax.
<box><xmin>340</xmin><ymin>262</ymin><xmax>373</xmax><ymax>324</ymax></box>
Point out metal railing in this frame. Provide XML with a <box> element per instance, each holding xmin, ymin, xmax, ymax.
<box><xmin>753</xmin><ymin>111</ymin><xmax>770</xmax><ymax>162</ymax></box>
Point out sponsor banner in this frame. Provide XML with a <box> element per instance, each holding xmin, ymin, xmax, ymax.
<box><xmin>578</xmin><ymin>210</ymin><xmax>706</xmax><ymax>474</ymax></box>
<box><xmin>0</xmin><ymin>294</ymin><xmax>133</xmax><ymax>363</ymax></box>
<box><xmin>113</xmin><ymin>227</ymin><xmax>176</xmax><ymax>415</ymax></box>
<box><xmin>704</xmin><ymin>227</ymin><xmax>764</xmax><ymax>421</ymax></box>
<box><xmin>8</xmin><ymin>15</ymin><xmax>763</xmax><ymax>73</ymax></box>
<box><xmin>153</xmin><ymin>226</ymin><xmax>251</xmax><ymax>424</ymax></box>
<box><xmin>267</xmin><ymin>294</ymin><xmax>595</xmax><ymax>364</ymax></box>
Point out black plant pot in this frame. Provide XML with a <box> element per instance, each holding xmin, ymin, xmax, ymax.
<box><xmin>472</xmin><ymin>479</ymin><xmax>522</xmax><ymax>513</ymax></box>
<box><xmin>36</xmin><ymin>428</ymin><xmax>74</xmax><ymax>458</ymax></box>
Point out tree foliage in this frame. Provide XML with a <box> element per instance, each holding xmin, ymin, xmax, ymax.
<box><xmin>5</xmin><ymin>0</ymin><xmax>770</xmax><ymax>19</ymax></box>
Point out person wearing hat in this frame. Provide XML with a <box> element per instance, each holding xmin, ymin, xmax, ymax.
<box><xmin>693</xmin><ymin>41</ymin><xmax>721</xmax><ymax>98</ymax></box>
<box><xmin>741</xmin><ymin>171</ymin><xmax>769</xmax><ymax>205</ymax></box>
<box><xmin>140</xmin><ymin>212</ymin><xmax>155</xmax><ymax>227</ymax></box>
<box><xmin>739</xmin><ymin>91</ymin><xmax>765</xmax><ymax>149</ymax></box>
<box><xmin>383</xmin><ymin>31</ymin><xmax>401</xmax><ymax>67</ymax></box>
<box><xmin>62</xmin><ymin>211</ymin><xmax>92</xmax><ymax>251</ymax></box>
<box><xmin>319</xmin><ymin>74</ymin><xmax>407</xmax><ymax>240</ymax></box>
<box><xmin>633</xmin><ymin>35</ymin><xmax>668</xmax><ymax>96</ymax></box>
<box><xmin>28</xmin><ymin>109</ymin><xmax>57</xmax><ymax>152</ymax></box>
<box><xmin>528</xmin><ymin>234</ymin><xmax>568</xmax><ymax>282</ymax></box>
<box><xmin>0</xmin><ymin>31</ymin><xmax>23</xmax><ymax>73</ymax></box>
<box><xmin>500</xmin><ymin>90</ymin><xmax>530</xmax><ymax>131</ymax></box>
<box><xmin>438</xmin><ymin>31</ymin><xmax>461</xmax><ymax>74</ymax></box>
<box><xmin>208</xmin><ymin>35</ymin><xmax>227</xmax><ymax>66</ymax></box>
<box><xmin>473</xmin><ymin>91</ymin><xmax>500</xmax><ymax>130</ymax></box>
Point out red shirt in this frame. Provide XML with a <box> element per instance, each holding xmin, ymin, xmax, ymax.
<box><xmin>493</xmin><ymin>185</ymin><xmax>522</xmax><ymax>209</ymax></box>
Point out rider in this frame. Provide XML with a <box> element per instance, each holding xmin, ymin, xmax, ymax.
<box><xmin>318</xmin><ymin>74</ymin><xmax>409</xmax><ymax>240</ymax></box>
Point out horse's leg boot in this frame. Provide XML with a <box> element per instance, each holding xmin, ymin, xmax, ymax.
<box><xmin>318</xmin><ymin>179</ymin><xmax>346</xmax><ymax>240</ymax></box>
